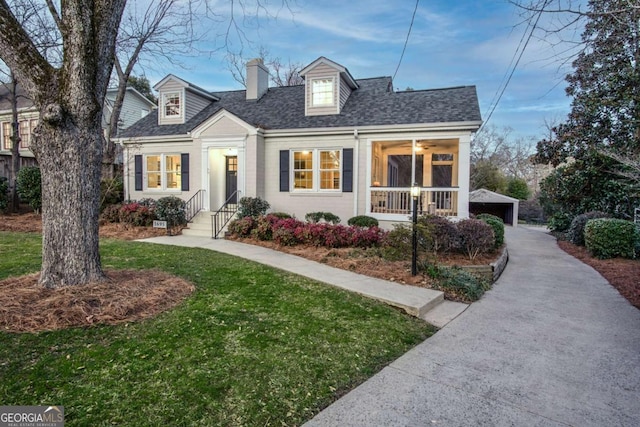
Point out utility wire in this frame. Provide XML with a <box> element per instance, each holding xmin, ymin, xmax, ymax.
<box><xmin>478</xmin><ymin>1</ymin><xmax>547</xmax><ymax>133</ymax></box>
<box><xmin>393</xmin><ymin>0</ymin><xmax>420</xmax><ymax>83</ymax></box>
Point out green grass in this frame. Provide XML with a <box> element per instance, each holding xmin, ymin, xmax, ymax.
<box><xmin>0</xmin><ymin>232</ymin><xmax>435</xmax><ymax>426</ymax></box>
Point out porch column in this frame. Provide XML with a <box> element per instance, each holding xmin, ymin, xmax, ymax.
<box><xmin>458</xmin><ymin>134</ymin><xmax>471</xmax><ymax>219</ymax></box>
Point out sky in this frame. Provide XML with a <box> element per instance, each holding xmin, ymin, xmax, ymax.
<box><xmin>141</xmin><ymin>0</ymin><xmax>580</xmax><ymax>142</ymax></box>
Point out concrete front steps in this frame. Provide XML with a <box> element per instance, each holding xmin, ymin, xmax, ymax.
<box><xmin>181</xmin><ymin>211</ymin><xmax>215</xmax><ymax>238</ymax></box>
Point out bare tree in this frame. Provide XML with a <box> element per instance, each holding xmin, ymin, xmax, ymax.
<box><xmin>104</xmin><ymin>0</ymin><xmax>200</xmax><ymax>177</ymax></box>
<box><xmin>0</xmin><ymin>0</ymin><xmax>59</xmax><ymax>212</ymax></box>
<box><xmin>226</xmin><ymin>46</ymin><xmax>304</xmax><ymax>87</ymax></box>
<box><xmin>0</xmin><ymin>0</ymin><xmax>126</xmax><ymax>288</ymax></box>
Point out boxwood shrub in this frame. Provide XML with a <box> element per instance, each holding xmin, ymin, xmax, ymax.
<box><xmin>585</xmin><ymin>218</ymin><xmax>637</xmax><ymax>259</ymax></box>
<box><xmin>567</xmin><ymin>211</ymin><xmax>609</xmax><ymax>246</ymax></box>
<box><xmin>347</xmin><ymin>215</ymin><xmax>379</xmax><ymax>228</ymax></box>
<box><xmin>237</xmin><ymin>197</ymin><xmax>270</xmax><ymax>218</ymax></box>
<box><xmin>305</xmin><ymin>211</ymin><xmax>341</xmax><ymax>224</ymax></box>
<box><xmin>477</xmin><ymin>214</ymin><xmax>504</xmax><ymax>249</ymax></box>
<box><xmin>155</xmin><ymin>196</ymin><xmax>187</xmax><ymax>227</ymax></box>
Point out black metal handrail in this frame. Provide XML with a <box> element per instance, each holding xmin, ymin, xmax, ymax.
<box><xmin>211</xmin><ymin>191</ymin><xmax>239</xmax><ymax>239</ymax></box>
<box><xmin>185</xmin><ymin>189</ymin><xmax>205</xmax><ymax>223</ymax></box>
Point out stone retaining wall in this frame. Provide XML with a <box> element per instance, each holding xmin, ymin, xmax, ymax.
<box><xmin>459</xmin><ymin>246</ymin><xmax>509</xmax><ymax>282</ymax></box>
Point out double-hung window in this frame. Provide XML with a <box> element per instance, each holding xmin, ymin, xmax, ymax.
<box><xmin>292</xmin><ymin>149</ymin><xmax>341</xmax><ymax>191</ymax></box>
<box><xmin>19</xmin><ymin>119</ymin><xmax>37</xmax><ymax>149</ymax></box>
<box><xmin>162</xmin><ymin>92</ymin><xmax>182</xmax><ymax>118</ymax></box>
<box><xmin>311</xmin><ymin>78</ymin><xmax>334</xmax><ymax>106</ymax></box>
<box><xmin>1</xmin><ymin>122</ymin><xmax>10</xmax><ymax>150</ymax></box>
<box><xmin>145</xmin><ymin>154</ymin><xmax>181</xmax><ymax>190</ymax></box>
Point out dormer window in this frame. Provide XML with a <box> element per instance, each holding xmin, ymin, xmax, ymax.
<box><xmin>311</xmin><ymin>78</ymin><xmax>335</xmax><ymax>106</ymax></box>
<box><xmin>163</xmin><ymin>92</ymin><xmax>182</xmax><ymax>118</ymax></box>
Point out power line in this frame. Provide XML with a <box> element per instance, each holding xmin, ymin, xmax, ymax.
<box><xmin>393</xmin><ymin>0</ymin><xmax>420</xmax><ymax>83</ymax></box>
<box><xmin>478</xmin><ymin>2</ymin><xmax>547</xmax><ymax>133</ymax></box>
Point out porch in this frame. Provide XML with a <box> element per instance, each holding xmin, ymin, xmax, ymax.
<box><xmin>370</xmin><ymin>187</ymin><xmax>459</xmax><ymax>217</ymax></box>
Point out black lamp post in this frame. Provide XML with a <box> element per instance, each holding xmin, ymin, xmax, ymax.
<box><xmin>411</xmin><ymin>183</ymin><xmax>420</xmax><ymax>276</ymax></box>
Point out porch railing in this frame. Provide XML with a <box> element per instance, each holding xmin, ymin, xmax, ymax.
<box><xmin>370</xmin><ymin>187</ymin><xmax>459</xmax><ymax>217</ymax></box>
<box><xmin>211</xmin><ymin>191</ymin><xmax>239</xmax><ymax>239</ymax></box>
<box><xmin>185</xmin><ymin>189</ymin><xmax>206</xmax><ymax>223</ymax></box>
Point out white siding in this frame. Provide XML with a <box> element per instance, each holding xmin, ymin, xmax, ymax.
<box><xmin>263</xmin><ymin>135</ymin><xmax>355</xmax><ymax>221</ymax></box>
<box><xmin>123</xmin><ymin>139</ymin><xmax>200</xmax><ymax>202</ymax></box>
<box><xmin>199</xmin><ymin>116</ymin><xmax>248</xmax><ymax>137</ymax></box>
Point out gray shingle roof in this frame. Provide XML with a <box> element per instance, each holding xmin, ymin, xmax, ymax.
<box><xmin>120</xmin><ymin>76</ymin><xmax>481</xmax><ymax>138</ymax></box>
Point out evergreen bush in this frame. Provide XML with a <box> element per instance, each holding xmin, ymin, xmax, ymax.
<box><xmin>347</xmin><ymin>215</ymin><xmax>379</xmax><ymax>227</ymax></box>
<box><xmin>237</xmin><ymin>197</ymin><xmax>270</xmax><ymax>218</ymax></box>
<box><xmin>305</xmin><ymin>211</ymin><xmax>341</xmax><ymax>224</ymax></box>
<box><xmin>16</xmin><ymin>166</ymin><xmax>41</xmax><ymax>213</ymax></box>
<box><xmin>567</xmin><ymin>211</ymin><xmax>609</xmax><ymax>246</ymax></box>
<box><xmin>155</xmin><ymin>196</ymin><xmax>187</xmax><ymax>227</ymax></box>
<box><xmin>0</xmin><ymin>177</ymin><xmax>8</xmax><ymax>212</ymax></box>
<box><xmin>477</xmin><ymin>214</ymin><xmax>505</xmax><ymax>248</ymax></box>
<box><xmin>585</xmin><ymin>218</ymin><xmax>637</xmax><ymax>259</ymax></box>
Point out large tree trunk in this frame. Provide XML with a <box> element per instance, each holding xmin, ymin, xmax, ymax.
<box><xmin>31</xmin><ymin>111</ymin><xmax>105</xmax><ymax>288</ymax></box>
<box><xmin>0</xmin><ymin>0</ymin><xmax>127</xmax><ymax>288</ymax></box>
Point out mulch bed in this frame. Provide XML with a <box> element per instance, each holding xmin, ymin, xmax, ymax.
<box><xmin>557</xmin><ymin>240</ymin><xmax>640</xmax><ymax>309</ymax></box>
<box><xmin>0</xmin><ymin>269</ymin><xmax>195</xmax><ymax>333</ymax></box>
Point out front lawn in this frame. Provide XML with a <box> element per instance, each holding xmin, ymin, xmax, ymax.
<box><xmin>0</xmin><ymin>232</ymin><xmax>434</xmax><ymax>426</ymax></box>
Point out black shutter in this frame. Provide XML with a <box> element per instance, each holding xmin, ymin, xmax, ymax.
<box><xmin>134</xmin><ymin>155</ymin><xmax>143</xmax><ymax>191</ymax></box>
<box><xmin>342</xmin><ymin>148</ymin><xmax>353</xmax><ymax>192</ymax></box>
<box><xmin>279</xmin><ymin>150</ymin><xmax>289</xmax><ymax>192</ymax></box>
<box><xmin>181</xmin><ymin>153</ymin><xmax>189</xmax><ymax>191</ymax></box>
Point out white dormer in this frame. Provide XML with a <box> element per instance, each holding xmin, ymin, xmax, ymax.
<box><xmin>299</xmin><ymin>57</ymin><xmax>359</xmax><ymax>116</ymax></box>
<box><xmin>153</xmin><ymin>74</ymin><xmax>219</xmax><ymax>125</ymax></box>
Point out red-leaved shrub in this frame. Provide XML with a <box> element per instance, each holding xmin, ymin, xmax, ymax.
<box><xmin>456</xmin><ymin>219</ymin><xmax>495</xmax><ymax>260</ymax></box>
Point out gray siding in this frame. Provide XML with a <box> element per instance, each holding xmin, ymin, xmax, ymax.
<box><xmin>185</xmin><ymin>90</ymin><xmax>212</xmax><ymax>121</ymax></box>
<box><xmin>339</xmin><ymin>77</ymin><xmax>353</xmax><ymax>112</ymax></box>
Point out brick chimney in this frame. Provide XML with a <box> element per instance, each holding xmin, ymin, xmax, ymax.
<box><xmin>246</xmin><ymin>58</ymin><xmax>269</xmax><ymax>100</ymax></box>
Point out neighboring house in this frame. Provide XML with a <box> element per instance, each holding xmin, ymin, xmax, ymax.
<box><xmin>0</xmin><ymin>84</ymin><xmax>156</xmax><ymax>179</ymax></box>
<box><xmin>119</xmin><ymin>56</ymin><xmax>482</xmax><ymax>231</ymax></box>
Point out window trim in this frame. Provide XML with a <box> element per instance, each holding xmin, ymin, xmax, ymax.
<box><xmin>161</xmin><ymin>91</ymin><xmax>183</xmax><ymax>119</ymax></box>
<box><xmin>310</xmin><ymin>77</ymin><xmax>336</xmax><ymax>107</ymax></box>
<box><xmin>143</xmin><ymin>153</ymin><xmax>182</xmax><ymax>191</ymax></box>
<box><xmin>290</xmin><ymin>148</ymin><xmax>342</xmax><ymax>193</ymax></box>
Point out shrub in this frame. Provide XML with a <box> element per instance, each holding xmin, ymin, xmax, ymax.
<box><xmin>137</xmin><ymin>198</ymin><xmax>157</xmax><ymax>208</ymax></box>
<box><xmin>227</xmin><ymin>216</ymin><xmax>256</xmax><ymax>237</ymax></box>
<box><xmin>16</xmin><ymin>166</ymin><xmax>41</xmax><ymax>213</ymax></box>
<box><xmin>251</xmin><ymin>214</ymin><xmax>281</xmax><ymax>241</ymax></box>
<box><xmin>237</xmin><ymin>197</ymin><xmax>270</xmax><ymax>218</ymax></box>
<box><xmin>381</xmin><ymin>224</ymin><xmax>412</xmax><ymax>261</ymax></box>
<box><xmin>456</xmin><ymin>219</ymin><xmax>495</xmax><ymax>260</ymax></box>
<box><xmin>477</xmin><ymin>214</ymin><xmax>504</xmax><ymax>249</ymax></box>
<box><xmin>155</xmin><ymin>196</ymin><xmax>187</xmax><ymax>227</ymax></box>
<box><xmin>567</xmin><ymin>211</ymin><xmax>609</xmax><ymax>246</ymax></box>
<box><xmin>348</xmin><ymin>215</ymin><xmax>379</xmax><ymax>227</ymax></box>
<box><xmin>417</xmin><ymin>214</ymin><xmax>460</xmax><ymax>254</ymax></box>
<box><xmin>585</xmin><ymin>218</ymin><xmax>637</xmax><ymax>259</ymax></box>
<box><xmin>0</xmin><ymin>177</ymin><xmax>8</xmax><ymax>212</ymax></box>
<box><xmin>119</xmin><ymin>201</ymin><xmax>156</xmax><ymax>227</ymax></box>
<box><xmin>269</xmin><ymin>212</ymin><xmax>292</xmax><ymax>219</ymax></box>
<box><xmin>431</xmin><ymin>267</ymin><xmax>491</xmax><ymax>302</ymax></box>
<box><xmin>518</xmin><ymin>198</ymin><xmax>546</xmax><ymax>224</ymax></box>
<box><xmin>271</xmin><ymin>217</ymin><xmax>306</xmax><ymax>246</ymax></box>
<box><xmin>305</xmin><ymin>211</ymin><xmax>341</xmax><ymax>224</ymax></box>
<box><xmin>547</xmin><ymin>212</ymin><xmax>572</xmax><ymax>232</ymax></box>
<box><xmin>100</xmin><ymin>177</ymin><xmax>124</xmax><ymax>212</ymax></box>
<box><xmin>351</xmin><ymin>226</ymin><xmax>387</xmax><ymax>248</ymax></box>
<box><xmin>100</xmin><ymin>203</ymin><xmax>122</xmax><ymax>223</ymax></box>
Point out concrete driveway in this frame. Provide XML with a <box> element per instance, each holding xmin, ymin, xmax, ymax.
<box><xmin>304</xmin><ymin>226</ymin><xmax>640</xmax><ymax>426</ymax></box>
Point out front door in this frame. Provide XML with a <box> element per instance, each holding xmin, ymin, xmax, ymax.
<box><xmin>226</xmin><ymin>156</ymin><xmax>238</xmax><ymax>204</ymax></box>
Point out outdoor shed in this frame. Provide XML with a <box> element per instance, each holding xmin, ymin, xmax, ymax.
<box><xmin>469</xmin><ymin>189</ymin><xmax>519</xmax><ymax>227</ymax></box>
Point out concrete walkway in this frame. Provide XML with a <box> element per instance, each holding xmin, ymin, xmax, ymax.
<box><xmin>138</xmin><ymin>235</ymin><xmax>465</xmax><ymax>326</ymax></box>
<box><xmin>303</xmin><ymin>226</ymin><xmax>640</xmax><ymax>426</ymax></box>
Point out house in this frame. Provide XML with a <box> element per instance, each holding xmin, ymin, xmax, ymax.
<box><xmin>119</xmin><ymin>57</ymin><xmax>482</xmax><ymax>234</ymax></box>
<box><xmin>0</xmin><ymin>84</ymin><xmax>156</xmax><ymax>179</ymax></box>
